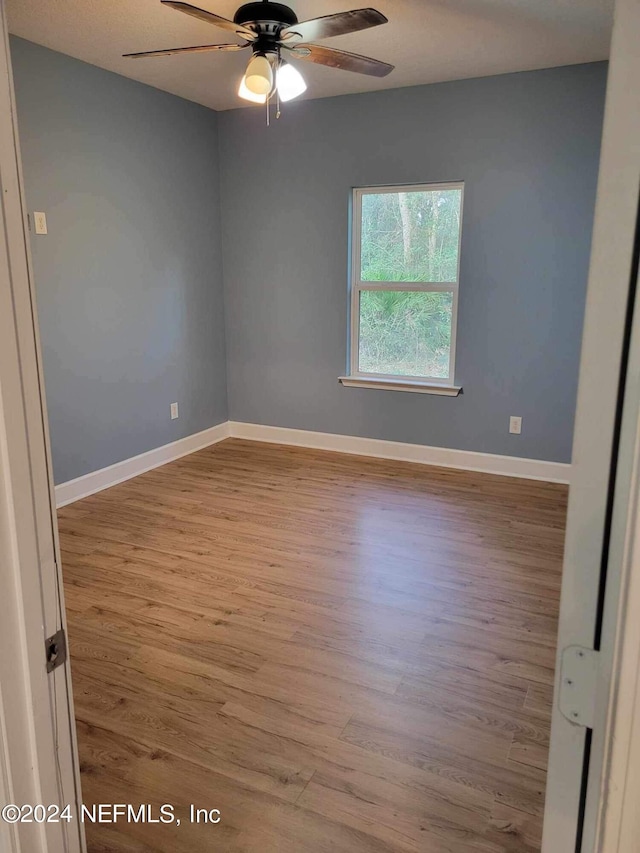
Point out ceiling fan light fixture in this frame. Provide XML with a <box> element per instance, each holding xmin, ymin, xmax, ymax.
<box><xmin>238</xmin><ymin>74</ymin><xmax>267</xmax><ymax>103</ymax></box>
<box><xmin>276</xmin><ymin>61</ymin><xmax>307</xmax><ymax>102</ymax></box>
<box><xmin>244</xmin><ymin>53</ymin><xmax>273</xmax><ymax>95</ymax></box>
<box><xmin>128</xmin><ymin>2</ymin><xmax>394</xmax><ymax>109</ymax></box>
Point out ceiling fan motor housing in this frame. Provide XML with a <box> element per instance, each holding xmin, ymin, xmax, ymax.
<box><xmin>126</xmin><ymin>2</ymin><xmax>394</xmax><ymax>83</ymax></box>
<box><xmin>234</xmin><ymin>2</ymin><xmax>298</xmax><ymax>31</ymax></box>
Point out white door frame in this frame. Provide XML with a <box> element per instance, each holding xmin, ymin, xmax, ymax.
<box><xmin>542</xmin><ymin>0</ymin><xmax>640</xmax><ymax>848</ymax></box>
<box><xmin>0</xmin><ymin>0</ymin><xmax>639</xmax><ymax>848</ymax></box>
<box><xmin>0</xmin><ymin>0</ymin><xmax>84</xmax><ymax>849</ymax></box>
<box><xmin>591</xmin><ymin>240</ymin><xmax>640</xmax><ymax>847</ymax></box>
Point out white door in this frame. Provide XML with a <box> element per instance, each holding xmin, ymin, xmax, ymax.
<box><xmin>0</xmin><ymin>0</ymin><xmax>84</xmax><ymax>850</ymax></box>
<box><xmin>542</xmin><ymin>0</ymin><xmax>640</xmax><ymax>849</ymax></box>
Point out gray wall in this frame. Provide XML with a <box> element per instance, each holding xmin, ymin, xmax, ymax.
<box><xmin>11</xmin><ymin>37</ymin><xmax>227</xmax><ymax>484</ymax></box>
<box><xmin>219</xmin><ymin>63</ymin><xmax>607</xmax><ymax>463</ymax></box>
<box><xmin>11</xmin><ymin>40</ymin><xmax>606</xmax><ymax>478</ymax></box>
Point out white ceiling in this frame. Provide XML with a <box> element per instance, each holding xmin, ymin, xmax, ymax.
<box><xmin>7</xmin><ymin>0</ymin><xmax>613</xmax><ymax>111</ymax></box>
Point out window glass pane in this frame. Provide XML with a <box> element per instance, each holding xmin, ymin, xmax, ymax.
<box><xmin>358</xmin><ymin>290</ymin><xmax>453</xmax><ymax>379</ymax></box>
<box><xmin>360</xmin><ymin>188</ymin><xmax>462</xmax><ymax>282</ymax></box>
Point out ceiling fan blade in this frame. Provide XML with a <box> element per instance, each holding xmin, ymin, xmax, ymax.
<box><xmin>161</xmin><ymin>1</ymin><xmax>257</xmax><ymax>40</ymax></box>
<box><xmin>288</xmin><ymin>43</ymin><xmax>394</xmax><ymax>77</ymax></box>
<box><xmin>281</xmin><ymin>8</ymin><xmax>387</xmax><ymax>42</ymax></box>
<box><xmin>123</xmin><ymin>43</ymin><xmax>249</xmax><ymax>58</ymax></box>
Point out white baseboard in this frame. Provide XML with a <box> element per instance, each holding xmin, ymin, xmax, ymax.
<box><xmin>55</xmin><ymin>419</ymin><xmax>570</xmax><ymax>508</ymax></box>
<box><xmin>55</xmin><ymin>422</ymin><xmax>230</xmax><ymax>508</ymax></box>
<box><xmin>228</xmin><ymin>421</ymin><xmax>571</xmax><ymax>484</ymax></box>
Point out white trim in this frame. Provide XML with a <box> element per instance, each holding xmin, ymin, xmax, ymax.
<box><xmin>55</xmin><ymin>422</ymin><xmax>230</xmax><ymax>507</ymax></box>
<box><xmin>0</xmin><ymin>684</ymin><xmax>18</xmax><ymax>853</ymax></box>
<box><xmin>352</xmin><ymin>282</ymin><xmax>457</xmax><ymax>292</ymax></box>
<box><xmin>54</xmin><ymin>420</ymin><xmax>569</xmax><ymax>509</ymax></box>
<box><xmin>350</xmin><ymin>182</ymin><xmax>464</xmax><ymax>385</ymax></box>
<box><xmin>596</xmin><ymin>390</ymin><xmax>640</xmax><ymax>851</ymax></box>
<box><xmin>338</xmin><ymin>375</ymin><xmax>462</xmax><ymax>395</ymax></box>
<box><xmin>541</xmin><ymin>0</ymin><xmax>640</xmax><ymax>847</ymax></box>
<box><xmin>0</xmin><ymin>0</ymin><xmax>85</xmax><ymax>846</ymax></box>
<box><xmin>228</xmin><ymin>421</ymin><xmax>570</xmax><ymax>483</ymax></box>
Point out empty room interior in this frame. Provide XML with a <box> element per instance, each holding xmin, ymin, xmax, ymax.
<box><xmin>4</xmin><ymin>0</ymin><xmax>616</xmax><ymax>849</ymax></box>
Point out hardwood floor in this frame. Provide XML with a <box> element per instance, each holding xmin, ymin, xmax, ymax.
<box><xmin>58</xmin><ymin>439</ymin><xmax>567</xmax><ymax>852</ymax></box>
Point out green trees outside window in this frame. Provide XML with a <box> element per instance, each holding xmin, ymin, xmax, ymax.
<box><xmin>353</xmin><ymin>185</ymin><xmax>463</xmax><ymax>382</ymax></box>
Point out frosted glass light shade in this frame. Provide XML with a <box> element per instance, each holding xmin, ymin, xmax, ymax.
<box><xmin>245</xmin><ymin>54</ymin><xmax>273</xmax><ymax>95</ymax></box>
<box><xmin>277</xmin><ymin>62</ymin><xmax>307</xmax><ymax>102</ymax></box>
<box><xmin>238</xmin><ymin>75</ymin><xmax>267</xmax><ymax>103</ymax></box>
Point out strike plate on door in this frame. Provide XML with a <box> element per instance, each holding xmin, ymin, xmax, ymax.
<box><xmin>45</xmin><ymin>628</ymin><xmax>67</xmax><ymax>673</ymax></box>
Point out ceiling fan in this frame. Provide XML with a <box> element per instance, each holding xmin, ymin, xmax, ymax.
<box><xmin>124</xmin><ymin>1</ymin><xmax>394</xmax><ymax>107</ymax></box>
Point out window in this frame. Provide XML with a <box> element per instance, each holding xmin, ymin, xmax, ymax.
<box><xmin>343</xmin><ymin>182</ymin><xmax>464</xmax><ymax>394</ymax></box>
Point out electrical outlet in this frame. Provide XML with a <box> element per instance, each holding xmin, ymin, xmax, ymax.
<box><xmin>33</xmin><ymin>211</ymin><xmax>48</xmax><ymax>234</ymax></box>
<box><xmin>509</xmin><ymin>416</ymin><xmax>522</xmax><ymax>435</ymax></box>
<box><xmin>170</xmin><ymin>402</ymin><xmax>179</xmax><ymax>420</ymax></box>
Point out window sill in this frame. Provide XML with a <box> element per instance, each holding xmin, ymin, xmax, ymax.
<box><xmin>338</xmin><ymin>376</ymin><xmax>462</xmax><ymax>396</ymax></box>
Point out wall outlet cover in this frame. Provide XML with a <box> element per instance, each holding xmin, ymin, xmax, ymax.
<box><xmin>33</xmin><ymin>211</ymin><xmax>48</xmax><ymax>234</ymax></box>
<box><xmin>509</xmin><ymin>416</ymin><xmax>522</xmax><ymax>435</ymax></box>
<box><xmin>170</xmin><ymin>402</ymin><xmax>179</xmax><ymax>420</ymax></box>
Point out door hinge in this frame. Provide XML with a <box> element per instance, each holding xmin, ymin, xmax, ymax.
<box><xmin>45</xmin><ymin>628</ymin><xmax>67</xmax><ymax>673</ymax></box>
<box><xmin>559</xmin><ymin>645</ymin><xmax>600</xmax><ymax>728</ymax></box>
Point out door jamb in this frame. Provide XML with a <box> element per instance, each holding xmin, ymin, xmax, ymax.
<box><xmin>542</xmin><ymin>0</ymin><xmax>640</xmax><ymax>846</ymax></box>
<box><xmin>0</xmin><ymin>1</ymin><xmax>84</xmax><ymax>850</ymax></box>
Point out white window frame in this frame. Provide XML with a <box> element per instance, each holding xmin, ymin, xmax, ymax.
<box><xmin>342</xmin><ymin>181</ymin><xmax>464</xmax><ymax>395</ymax></box>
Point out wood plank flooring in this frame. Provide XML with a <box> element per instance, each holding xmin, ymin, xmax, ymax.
<box><xmin>58</xmin><ymin>439</ymin><xmax>567</xmax><ymax>852</ymax></box>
